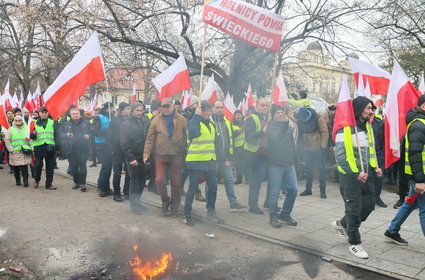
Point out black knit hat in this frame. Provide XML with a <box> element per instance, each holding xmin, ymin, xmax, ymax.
<box><xmin>352</xmin><ymin>96</ymin><xmax>373</xmax><ymax>120</ymax></box>
<box><xmin>118</xmin><ymin>102</ymin><xmax>130</xmax><ymax>111</ymax></box>
<box><xmin>271</xmin><ymin>104</ymin><xmax>284</xmax><ymax>118</ymax></box>
<box><xmin>418</xmin><ymin>95</ymin><xmax>425</xmax><ymax>106</ymax></box>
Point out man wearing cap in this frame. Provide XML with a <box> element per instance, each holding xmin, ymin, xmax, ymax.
<box><xmin>384</xmin><ymin>95</ymin><xmax>425</xmax><ymax>244</ymax></box>
<box><xmin>108</xmin><ymin>102</ymin><xmax>131</xmax><ymax>202</ymax></box>
<box><xmin>30</xmin><ymin>106</ymin><xmax>60</xmax><ymax>189</ymax></box>
<box><xmin>144</xmin><ymin>98</ymin><xmax>187</xmax><ymax>217</ymax></box>
<box><xmin>332</xmin><ymin>96</ymin><xmax>382</xmax><ymax>259</ymax></box>
<box><xmin>91</xmin><ymin>102</ymin><xmax>115</xmax><ymax>197</ymax></box>
<box><xmin>121</xmin><ymin>102</ymin><xmax>150</xmax><ymax>214</ymax></box>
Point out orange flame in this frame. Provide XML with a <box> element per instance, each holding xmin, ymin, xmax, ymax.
<box><xmin>129</xmin><ymin>245</ymin><xmax>173</xmax><ymax>280</ymax></box>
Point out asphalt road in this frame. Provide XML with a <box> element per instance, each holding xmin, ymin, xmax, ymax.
<box><xmin>0</xmin><ymin>167</ymin><xmax>394</xmax><ymax>280</ymax></box>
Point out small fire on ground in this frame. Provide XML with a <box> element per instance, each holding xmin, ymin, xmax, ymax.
<box><xmin>129</xmin><ymin>244</ymin><xmax>173</xmax><ymax>280</ymax></box>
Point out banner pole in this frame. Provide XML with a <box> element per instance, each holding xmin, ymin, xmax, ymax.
<box><xmin>198</xmin><ymin>22</ymin><xmax>207</xmax><ymax>105</ymax></box>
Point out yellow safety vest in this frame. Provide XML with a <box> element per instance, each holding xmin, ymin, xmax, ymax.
<box><xmin>405</xmin><ymin>118</ymin><xmax>425</xmax><ymax>175</ymax></box>
<box><xmin>146</xmin><ymin>113</ymin><xmax>153</xmax><ymax>120</ymax></box>
<box><xmin>244</xmin><ymin>114</ymin><xmax>261</xmax><ymax>152</ymax></box>
<box><xmin>211</xmin><ymin>116</ymin><xmax>234</xmax><ymax>155</ymax></box>
<box><xmin>10</xmin><ymin>126</ymin><xmax>31</xmax><ymax>151</ymax></box>
<box><xmin>186</xmin><ymin>122</ymin><xmax>216</xmax><ymax>162</ymax></box>
<box><xmin>337</xmin><ymin>123</ymin><xmax>377</xmax><ymax>174</ymax></box>
<box><xmin>232</xmin><ymin>124</ymin><xmax>244</xmax><ymax>147</ymax></box>
<box><xmin>33</xmin><ymin>119</ymin><xmax>55</xmax><ymax>146</ymax></box>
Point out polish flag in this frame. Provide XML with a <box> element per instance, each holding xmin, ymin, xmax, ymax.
<box><xmin>348</xmin><ymin>57</ymin><xmax>391</xmax><ymax>96</ymax></box>
<box><xmin>372</xmin><ymin>95</ymin><xmax>383</xmax><ymax>107</ymax></box>
<box><xmin>131</xmin><ymin>83</ymin><xmax>137</xmax><ymax>103</ymax></box>
<box><xmin>223</xmin><ymin>92</ymin><xmax>237</xmax><ymax>121</ymax></box>
<box><xmin>363</xmin><ymin>79</ymin><xmax>372</xmax><ymax>99</ymax></box>
<box><xmin>33</xmin><ymin>82</ymin><xmax>42</xmax><ymax>110</ymax></box>
<box><xmin>201</xmin><ymin>74</ymin><xmax>217</xmax><ymax>103</ymax></box>
<box><xmin>18</xmin><ymin>91</ymin><xmax>24</xmax><ymax>108</ymax></box>
<box><xmin>246</xmin><ymin>84</ymin><xmax>254</xmax><ymax>107</ymax></box>
<box><xmin>153</xmin><ymin>55</ymin><xmax>191</xmax><ymax>101</ymax></box>
<box><xmin>272</xmin><ymin>72</ymin><xmax>289</xmax><ymax>106</ymax></box>
<box><xmin>24</xmin><ymin>92</ymin><xmax>37</xmax><ymax>113</ymax></box>
<box><xmin>180</xmin><ymin>90</ymin><xmax>191</xmax><ymax>109</ymax></box>
<box><xmin>86</xmin><ymin>93</ymin><xmax>98</xmax><ymax>113</ymax></box>
<box><xmin>331</xmin><ymin>76</ymin><xmax>356</xmax><ymax>141</ymax></box>
<box><xmin>43</xmin><ymin>32</ymin><xmax>106</xmax><ymax>119</ymax></box>
<box><xmin>419</xmin><ymin>73</ymin><xmax>425</xmax><ymax>94</ymax></box>
<box><xmin>242</xmin><ymin>96</ymin><xmax>248</xmax><ymax>116</ymax></box>
<box><xmin>24</xmin><ymin>115</ymin><xmax>35</xmax><ymax>141</ymax></box>
<box><xmin>356</xmin><ymin>73</ymin><xmax>365</xmax><ymax>97</ymax></box>
<box><xmin>0</xmin><ymin>94</ymin><xmax>9</xmax><ymax>130</ymax></box>
<box><xmin>384</xmin><ymin>60</ymin><xmax>421</xmax><ymax>168</ymax></box>
<box><xmin>2</xmin><ymin>81</ymin><xmax>13</xmax><ymax>110</ymax></box>
<box><xmin>12</xmin><ymin>93</ymin><xmax>19</xmax><ymax>108</ymax></box>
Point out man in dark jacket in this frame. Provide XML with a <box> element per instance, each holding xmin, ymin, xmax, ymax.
<box><xmin>385</xmin><ymin>95</ymin><xmax>425</xmax><ymax>244</ymax></box>
<box><xmin>61</xmin><ymin>107</ymin><xmax>90</xmax><ymax>191</ymax></box>
<box><xmin>121</xmin><ymin>102</ymin><xmax>150</xmax><ymax>215</ymax></box>
<box><xmin>266</xmin><ymin>105</ymin><xmax>298</xmax><ymax>228</ymax></box>
<box><xmin>30</xmin><ymin>107</ymin><xmax>60</xmax><ymax>189</ymax></box>
<box><xmin>108</xmin><ymin>102</ymin><xmax>131</xmax><ymax>202</ymax></box>
<box><xmin>371</xmin><ymin>108</ymin><xmax>386</xmax><ymax>207</ymax></box>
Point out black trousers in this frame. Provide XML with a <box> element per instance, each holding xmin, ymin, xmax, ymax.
<box><xmin>127</xmin><ymin>161</ymin><xmax>147</xmax><ymax>210</ymax></box>
<box><xmin>112</xmin><ymin>148</ymin><xmax>130</xmax><ymax>195</ymax></box>
<box><xmin>304</xmin><ymin>149</ymin><xmax>327</xmax><ymax>193</ymax></box>
<box><xmin>234</xmin><ymin>146</ymin><xmax>246</xmax><ymax>182</ymax></box>
<box><xmin>14</xmin><ymin>165</ymin><xmax>28</xmax><ymax>184</ymax></box>
<box><xmin>96</xmin><ymin>143</ymin><xmax>112</xmax><ymax>192</ymax></box>
<box><xmin>34</xmin><ymin>145</ymin><xmax>55</xmax><ymax>188</ymax></box>
<box><xmin>339</xmin><ymin>174</ymin><xmax>375</xmax><ymax>245</ymax></box>
<box><xmin>69</xmin><ymin>150</ymin><xmax>88</xmax><ymax>185</ymax></box>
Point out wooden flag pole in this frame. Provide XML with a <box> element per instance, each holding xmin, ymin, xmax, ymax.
<box><xmin>354</xmin><ymin>126</ymin><xmax>365</xmax><ymax>172</ymax></box>
<box><xmin>198</xmin><ymin>23</ymin><xmax>208</xmax><ymax>105</ymax></box>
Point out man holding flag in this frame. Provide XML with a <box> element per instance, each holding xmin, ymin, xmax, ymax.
<box><xmin>332</xmin><ymin>90</ymin><xmax>382</xmax><ymax>258</ymax></box>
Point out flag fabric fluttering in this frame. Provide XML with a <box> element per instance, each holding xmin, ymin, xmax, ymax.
<box><xmin>331</xmin><ymin>76</ymin><xmax>356</xmax><ymax>141</ymax></box>
<box><xmin>153</xmin><ymin>55</ymin><xmax>191</xmax><ymax>101</ymax></box>
<box><xmin>43</xmin><ymin>32</ymin><xmax>106</xmax><ymax>119</ymax></box>
<box><xmin>2</xmin><ymin>80</ymin><xmax>13</xmax><ymax>110</ymax></box>
<box><xmin>201</xmin><ymin>74</ymin><xmax>217</xmax><ymax>103</ymax></box>
<box><xmin>419</xmin><ymin>73</ymin><xmax>425</xmax><ymax>95</ymax></box>
<box><xmin>131</xmin><ymin>83</ymin><xmax>137</xmax><ymax>103</ymax></box>
<box><xmin>348</xmin><ymin>57</ymin><xmax>391</xmax><ymax>96</ymax></box>
<box><xmin>18</xmin><ymin>91</ymin><xmax>24</xmax><ymax>108</ymax></box>
<box><xmin>0</xmin><ymin>94</ymin><xmax>9</xmax><ymax>130</ymax></box>
<box><xmin>24</xmin><ymin>92</ymin><xmax>37</xmax><ymax>113</ymax></box>
<box><xmin>272</xmin><ymin>72</ymin><xmax>289</xmax><ymax>107</ymax></box>
<box><xmin>223</xmin><ymin>92</ymin><xmax>237</xmax><ymax>121</ymax></box>
<box><xmin>372</xmin><ymin>95</ymin><xmax>383</xmax><ymax>107</ymax></box>
<box><xmin>24</xmin><ymin>115</ymin><xmax>35</xmax><ymax>141</ymax></box>
<box><xmin>246</xmin><ymin>84</ymin><xmax>254</xmax><ymax>107</ymax></box>
<box><xmin>363</xmin><ymin>79</ymin><xmax>372</xmax><ymax>99</ymax></box>
<box><xmin>33</xmin><ymin>82</ymin><xmax>42</xmax><ymax>110</ymax></box>
<box><xmin>180</xmin><ymin>90</ymin><xmax>191</xmax><ymax>109</ymax></box>
<box><xmin>384</xmin><ymin>60</ymin><xmax>421</xmax><ymax>168</ymax></box>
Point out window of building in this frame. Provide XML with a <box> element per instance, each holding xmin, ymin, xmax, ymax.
<box><xmin>331</xmin><ymin>77</ymin><xmax>336</xmax><ymax>94</ymax></box>
<box><xmin>112</xmin><ymin>96</ymin><xmax>118</xmax><ymax>105</ymax></box>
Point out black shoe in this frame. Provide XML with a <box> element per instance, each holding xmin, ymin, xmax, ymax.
<box><xmin>248</xmin><ymin>207</ymin><xmax>264</xmax><ymax>215</ymax></box>
<box><xmin>9</xmin><ymin>169</ymin><xmax>14</xmax><ymax>174</ymax></box>
<box><xmin>234</xmin><ymin>180</ymin><xmax>242</xmax><ymax>185</ymax></box>
<box><xmin>0</xmin><ymin>166</ymin><xmax>3</xmax><ymax>169</ymax></box>
<box><xmin>278</xmin><ymin>215</ymin><xmax>298</xmax><ymax>226</ymax></box>
<box><xmin>171</xmin><ymin>209</ymin><xmax>179</xmax><ymax>218</ymax></box>
<box><xmin>16</xmin><ymin>182</ymin><xmax>21</xmax><ymax>186</ymax></box>
<box><xmin>183</xmin><ymin>215</ymin><xmax>194</xmax><ymax>226</ymax></box>
<box><xmin>230</xmin><ymin>203</ymin><xmax>246</xmax><ymax>210</ymax></box>
<box><xmin>376</xmin><ymin>198</ymin><xmax>387</xmax><ymax>208</ymax></box>
<box><xmin>23</xmin><ymin>182</ymin><xmax>29</xmax><ymax>187</ymax></box>
<box><xmin>124</xmin><ymin>195</ymin><xmax>129</xmax><ymax>200</ymax></box>
<box><xmin>114</xmin><ymin>194</ymin><xmax>124</xmax><ymax>202</ymax></box>
<box><xmin>320</xmin><ymin>193</ymin><xmax>327</xmax><ymax>199</ymax></box>
<box><xmin>384</xmin><ymin>230</ymin><xmax>408</xmax><ymax>246</ymax></box>
<box><xmin>393</xmin><ymin>199</ymin><xmax>404</xmax><ymax>209</ymax></box>
<box><xmin>207</xmin><ymin>214</ymin><xmax>224</xmax><ymax>224</ymax></box>
<box><xmin>105</xmin><ymin>189</ymin><xmax>114</xmax><ymax>196</ymax></box>
<box><xmin>72</xmin><ymin>183</ymin><xmax>79</xmax><ymax>190</ymax></box>
<box><xmin>80</xmin><ymin>184</ymin><xmax>87</xmax><ymax>192</ymax></box>
<box><xmin>98</xmin><ymin>191</ymin><xmax>107</xmax><ymax>197</ymax></box>
<box><xmin>161</xmin><ymin>202</ymin><xmax>170</xmax><ymax>215</ymax></box>
<box><xmin>270</xmin><ymin>219</ymin><xmax>282</xmax><ymax>228</ymax></box>
<box><xmin>300</xmin><ymin>190</ymin><xmax>312</xmax><ymax>196</ymax></box>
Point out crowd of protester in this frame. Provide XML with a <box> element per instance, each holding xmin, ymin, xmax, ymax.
<box><xmin>0</xmin><ymin>91</ymin><xmax>424</xmax><ymax>260</ymax></box>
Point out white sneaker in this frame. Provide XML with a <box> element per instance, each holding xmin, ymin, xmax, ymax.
<box><xmin>332</xmin><ymin>220</ymin><xmax>347</xmax><ymax>240</ymax></box>
<box><xmin>349</xmin><ymin>245</ymin><xmax>368</xmax><ymax>259</ymax></box>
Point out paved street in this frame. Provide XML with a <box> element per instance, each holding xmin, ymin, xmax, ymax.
<box><xmin>55</xmin><ymin>159</ymin><xmax>425</xmax><ymax>280</ymax></box>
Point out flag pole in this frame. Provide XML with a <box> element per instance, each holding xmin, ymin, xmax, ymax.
<box><xmin>270</xmin><ymin>51</ymin><xmax>279</xmax><ymax>94</ymax></box>
<box><xmin>198</xmin><ymin>22</ymin><xmax>208</xmax><ymax>105</ymax></box>
<box><xmin>354</xmin><ymin>126</ymin><xmax>365</xmax><ymax>172</ymax></box>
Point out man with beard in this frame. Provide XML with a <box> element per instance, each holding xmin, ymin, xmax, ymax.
<box><xmin>332</xmin><ymin>96</ymin><xmax>382</xmax><ymax>259</ymax></box>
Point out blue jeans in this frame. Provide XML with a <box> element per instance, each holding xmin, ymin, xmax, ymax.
<box><xmin>268</xmin><ymin>166</ymin><xmax>298</xmax><ymax>221</ymax></box>
<box><xmin>206</xmin><ymin>163</ymin><xmax>237</xmax><ymax>205</ymax></box>
<box><xmin>388</xmin><ymin>180</ymin><xmax>425</xmax><ymax>236</ymax></box>
<box><xmin>247</xmin><ymin>154</ymin><xmax>268</xmax><ymax>209</ymax></box>
<box><xmin>184</xmin><ymin>164</ymin><xmax>218</xmax><ymax>216</ymax></box>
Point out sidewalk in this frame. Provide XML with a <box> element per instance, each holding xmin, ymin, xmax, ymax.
<box><xmin>55</xmin><ymin>160</ymin><xmax>425</xmax><ymax>280</ymax></box>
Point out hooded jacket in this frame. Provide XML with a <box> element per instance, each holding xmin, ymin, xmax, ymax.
<box><xmin>405</xmin><ymin>107</ymin><xmax>425</xmax><ymax>183</ymax></box>
<box><xmin>296</xmin><ymin>108</ymin><xmax>328</xmax><ymax>150</ymax></box>
<box><xmin>120</xmin><ymin>115</ymin><xmax>149</xmax><ymax>162</ymax></box>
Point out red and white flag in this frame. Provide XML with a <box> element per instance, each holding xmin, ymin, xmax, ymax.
<box><xmin>180</xmin><ymin>90</ymin><xmax>191</xmax><ymax>109</ymax></box>
<box><xmin>153</xmin><ymin>55</ymin><xmax>191</xmax><ymax>101</ymax></box>
<box><xmin>223</xmin><ymin>92</ymin><xmax>237</xmax><ymax>121</ymax></box>
<box><xmin>86</xmin><ymin>93</ymin><xmax>98</xmax><ymax>113</ymax></box>
<box><xmin>202</xmin><ymin>0</ymin><xmax>284</xmax><ymax>52</ymax></box>
<box><xmin>33</xmin><ymin>82</ymin><xmax>42</xmax><ymax>110</ymax></box>
<box><xmin>201</xmin><ymin>74</ymin><xmax>218</xmax><ymax>103</ymax></box>
<box><xmin>2</xmin><ymin>81</ymin><xmax>13</xmax><ymax>110</ymax></box>
<box><xmin>348</xmin><ymin>57</ymin><xmax>391</xmax><ymax>96</ymax></box>
<box><xmin>418</xmin><ymin>73</ymin><xmax>425</xmax><ymax>95</ymax></box>
<box><xmin>43</xmin><ymin>32</ymin><xmax>106</xmax><ymax>119</ymax></box>
<box><xmin>246</xmin><ymin>84</ymin><xmax>254</xmax><ymax>107</ymax></box>
<box><xmin>24</xmin><ymin>115</ymin><xmax>35</xmax><ymax>140</ymax></box>
<box><xmin>0</xmin><ymin>94</ymin><xmax>9</xmax><ymax>130</ymax></box>
<box><xmin>363</xmin><ymin>79</ymin><xmax>372</xmax><ymax>99</ymax></box>
<box><xmin>372</xmin><ymin>95</ymin><xmax>383</xmax><ymax>107</ymax></box>
<box><xmin>131</xmin><ymin>83</ymin><xmax>137</xmax><ymax>103</ymax></box>
<box><xmin>18</xmin><ymin>91</ymin><xmax>24</xmax><ymax>108</ymax></box>
<box><xmin>272</xmin><ymin>72</ymin><xmax>288</xmax><ymax>106</ymax></box>
<box><xmin>24</xmin><ymin>92</ymin><xmax>37</xmax><ymax>113</ymax></box>
<box><xmin>331</xmin><ymin>76</ymin><xmax>356</xmax><ymax>141</ymax></box>
<box><xmin>384</xmin><ymin>60</ymin><xmax>421</xmax><ymax>168</ymax></box>
<box><xmin>12</xmin><ymin>93</ymin><xmax>19</xmax><ymax>108</ymax></box>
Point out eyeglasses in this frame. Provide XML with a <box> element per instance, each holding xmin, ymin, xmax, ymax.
<box><xmin>161</xmin><ymin>104</ymin><xmax>171</xmax><ymax>108</ymax></box>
